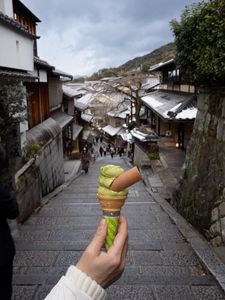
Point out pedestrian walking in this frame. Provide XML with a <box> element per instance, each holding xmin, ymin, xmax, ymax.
<box><xmin>119</xmin><ymin>147</ymin><xmax>124</xmax><ymax>157</ymax></box>
<box><xmin>95</xmin><ymin>136</ymin><xmax>99</xmax><ymax>143</ymax></box>
<box><xmin>103</xmin><ymin>146</ymin><xmax>107</xmax><ymax>157</ymax></box>
<box><xmin>100</xmin><ymin>135</ymin><xmax>103</xmax><ymax>143</ymax></box>
<box><xmin>0</xmin><ymin>144</ymin><xmax>19</xmax><ymax>300</ymax></box>
<box><xmin>110</xmin><ymin>146</ymin><xmax>115</xmax><ymax>159</ymax></box>
<box><xmin>81</xmin><ymin>151</ymin><xmax>91</xmax><ymax>173</ymax></box>
<box><xmin>99</xmin><ymin>146</ymin><xmax>103</xmax><ymax>157</ymax></box>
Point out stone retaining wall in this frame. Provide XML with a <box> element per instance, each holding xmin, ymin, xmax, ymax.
<box><xmin>38</xmin><ymin>132</ymin><xmax>64</xmax><ymax>195</ymax></box>
<box><xmin>15</xmin><ymin>159</ymin><xmax>41</xmax><ymax>223</ymax></box>
<box><xmin>173</xmin><ymin>88</ymin><xmax>225</xmax><ymax>246</ymax></box>
<box><xmin>210</xmin><ymin>188</ymin><xmax>225</xmax><ymax>246</ymax></box>
<box><xmin>27</xmin><ymin>118</ymin><xmax>64</xmax><ymax>196</ymax></box>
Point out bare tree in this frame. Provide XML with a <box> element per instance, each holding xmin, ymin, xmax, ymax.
<box><xmin>94</xmin><ymin>72</ymin><xmax>159</xmax><ymax>125</ymax></box>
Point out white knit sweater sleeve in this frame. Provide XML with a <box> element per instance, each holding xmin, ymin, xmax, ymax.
<box><xmin>44</xmin><ymin>266</ymin><xmax>108</xmax><ymax>300</ymax></box>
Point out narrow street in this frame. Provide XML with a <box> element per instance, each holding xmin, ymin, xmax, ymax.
<box><xmin>13</xmin><ymin>155</ymin><xmax>224</xmax><ymax>300</ymax></box>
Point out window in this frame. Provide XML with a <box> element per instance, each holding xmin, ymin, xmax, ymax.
<box><xmin>16</xmin><ymin>40</ymin><xmax>19</xmax><ymax>52</ymax></box>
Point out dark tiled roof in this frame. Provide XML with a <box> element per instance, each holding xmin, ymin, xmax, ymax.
<box><xmin>34</xmin><ymin>57</ymin><xmax>54</xmax><ymax>69</ymax></box>
<box><xmin>0</xmin><ymin>12</ymin><xmax>35</xmax><ymax>38</ymax></box>
<box><xmin>0</xmin><ymin>68</ymin><xmax>37</xmax><ymax>80</ymax></box>
<box><xmin>27</xmin><ymin>118</ymin><xmax>61</xmax><ymax>145</ymax></box>
<box><xmin>50</xmin><ymin>110</ymin><xmax>74</xmax><ymax>129</ymax></box>
<box><xmin>142</xmin><ymin>91</ymin><xmax>197</xmax><ymax>121</ymax></box>
<box><xmin>149</xmin><ymin>59</ymin><xmax>175</xmax><ymax>72</ymax></box>
<box><xmin>52</xmin><ymin>68</ymin><xmax>73</xmax><ymax>80</ymax></box>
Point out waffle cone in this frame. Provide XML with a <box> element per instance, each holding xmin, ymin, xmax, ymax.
<box><xmin>97</xmin><ymin>194</ymin><xmax>127</xmax><ymax>212</ymax></box>
<box><xmin>110</xmin><ymin>166</ymin><xmax>142</xmax><ymax>192</ymax></box>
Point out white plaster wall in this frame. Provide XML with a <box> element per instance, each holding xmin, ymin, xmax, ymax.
<box><xmin>0</xmin><ymin>0</ymin><xmax>13</xmax><ymax>17</ymax></box>
<box><xmin>0</xmin><ymin>25</ymin><xmax>34</xmax><ymax>71</ymax></box>
<box><xmin>32</xmin><ymin>68</ymin><xmax>48</xmax><ymax>82</ymax></box>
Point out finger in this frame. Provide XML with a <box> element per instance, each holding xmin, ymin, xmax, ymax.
<box><xmin>119</xmin><ymin>236</ymin><xmax>128</xmax><ymax>270</ymax></box>
<box><xmin>121</xmin><ymin>236</ymin><xmax>128</xmax><ymax>262</ymax></box>
<box><xmin>86</xmin><ymin>219</ymin><xmax>107</xmax><ymax>256</ymax></box>
<box><xmin>108</xmin><ymin>216</ymin><xmax>128</xmax><ymax>256</ymax></box>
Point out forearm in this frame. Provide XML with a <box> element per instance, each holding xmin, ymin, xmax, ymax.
<box><xmin>45</xmin><ymin>266</ymin><xmax>107</xmax><ymax>300</ymax></box>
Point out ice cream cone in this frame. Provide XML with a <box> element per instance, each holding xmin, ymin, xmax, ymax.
<box><xmin>110</xmin><ymin>166</ymin><xmax>142</xmax><ymax>192</ymax></box>
<box><xmin>97</xmin><ymin>165</ymin><xmax>142</xmax><ymax>251</ymax></box>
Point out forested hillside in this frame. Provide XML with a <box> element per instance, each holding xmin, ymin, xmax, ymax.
<box><xmin>85</xmin><ymin>42</ymin><xmax>175</xmax><ymax>81</ymax></box>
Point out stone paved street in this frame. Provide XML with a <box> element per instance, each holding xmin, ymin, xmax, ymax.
<box><xmin>12</xmin><ymin>155</ymin><xmax>225</xmax><ymax>299</ymax></box>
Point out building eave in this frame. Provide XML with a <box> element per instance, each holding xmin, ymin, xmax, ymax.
<box><xmin>141</xmin><ymin>90</ymin><xmax>197</xmax><ymax>122</ymax></box>
<box><xmin>13</xmin><ymin>0</ymin><xmax>41</xmax><ymax>22</ymax></box>
<box><xmin>0</xmin><ymin>11</ymin><xmax>36</xmax><ymax>39</ymax></box>
<box><xmin>0</xmin><ymin>67</ymin><xmax>37</xmax><ymax>81</ymax></box>
<box><xmin>52</xmin><ymin>69</ymin><xmax>73</xmax><ymax>80</ymax></box>
<box><xmin>34</xmin><ymin>56</ymin><xmax>55</xmax><ymax>70</ymax></box>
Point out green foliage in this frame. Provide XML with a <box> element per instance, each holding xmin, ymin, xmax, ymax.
<box><xmin>22</xmin><ymin>140</ymin><xmax>43</xmax><ymax>163</ymax></box>
<box><xmin>71</xmin><ymin>76</ymin><xmax>86</xmax><ymax>83</ymax></box>
<box><xmin>142</xmin><ymin>62</ymin><xmax>150</xmax><ymax>73</ymax></box>
<box><xmin>170</xmin><ymin>0</ymin><xmax>225</xmax><ymax>86</ymax></box>
<box><xmin>147</xmin><ymin>152</ymin><xmax>160</xmax><ymax>160</ymax></box>
<box><xmin>147</xmin><ymin>143</ymin><xmax>160</xmax><ymax>160</ymax></box>
<box><xmin>88</xmin><ymin>68</ymin><xmax>120</xmax><ymax>80</ymax></box>
<box><xmin>0</xmin><ymin>78</ymin><xmax>27</xmax><ymax>162</ymax></box>
<box><xmin>127</xmin><ymin>121</ymin><xmax>137</xmax><ymax>131</ymax></box>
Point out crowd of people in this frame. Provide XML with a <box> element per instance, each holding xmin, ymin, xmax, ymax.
<box><xmin>79</xmin><ymin>131</ymin><xmax>126</xmax><ymax>176</ymax></box>
<box><xmin>99</xmin><ymin>144</ymin><xmax>125</xmax><ymax>158</ymax></box>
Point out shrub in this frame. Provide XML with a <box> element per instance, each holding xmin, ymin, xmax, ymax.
<box><xmin>22</xmin><ymin>141</ymin><xmax>43</xmax><ymax>163</ymax></box>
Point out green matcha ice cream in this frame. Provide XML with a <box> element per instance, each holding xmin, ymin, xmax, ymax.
<box><xmin>98</xmin><ymin>165</ymin><xmax>128</xmax><ymax>197</ymax></box>
<box><xmin>97</xmin><ymin>165</ymin><xmax>128</xmax><ymax>250</ymax></box>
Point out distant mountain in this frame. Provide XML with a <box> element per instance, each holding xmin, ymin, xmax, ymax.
<box><xmin>119</xmin><ymin>42</ymin><xmax>176</xmax><ymax>71</ymax></box>
<box><xmin>87</xmin><ymin>42</ymin><xmax>176</xmax><ymax>80</ymax></box>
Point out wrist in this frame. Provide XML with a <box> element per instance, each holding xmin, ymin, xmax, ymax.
<box><xmin>66</xmin><ymin>265</ymin><xmax>107</xmax><ymax>300</ymax></box>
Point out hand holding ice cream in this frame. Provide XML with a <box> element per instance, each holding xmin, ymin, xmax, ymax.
<box><xmin>97</xmin><ymin>164</ymin><xmax>142</xmax><ymax>250</ymax></box>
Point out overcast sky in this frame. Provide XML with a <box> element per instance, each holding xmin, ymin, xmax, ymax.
<box><xmin>22</xmin><ymin>0</ymin><xmax>197</xmax><ymax>76</ymax></box>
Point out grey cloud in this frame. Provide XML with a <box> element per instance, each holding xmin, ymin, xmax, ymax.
<box><xmin>23</xmin><ymin>0</ymin><xmax>197</xmax><ymax>75</ymax></box>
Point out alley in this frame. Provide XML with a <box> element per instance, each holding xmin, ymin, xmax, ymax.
<box><xmin>12</xmin><ymin>156</ymin><xmax>224</xmax><ymax>300</ymax></box>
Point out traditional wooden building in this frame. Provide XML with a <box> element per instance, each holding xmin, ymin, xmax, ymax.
<box><xmin>0</xmin><ymin>0</ymin><xmax>39</xmax><ymax>147</ymax></box>
<box><xmin>63</xmin><ymin>85</ymin><xmax>90</xmax><ymax>157</ymax></box>
<box><xmin>142</xmin><ymin>59</ymin><xmax>197</xmax><ymax>150</ymax></box>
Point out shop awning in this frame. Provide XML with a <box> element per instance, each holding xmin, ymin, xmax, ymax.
<box><xmin>81</xmin><ymin>113</ymin><xmax>93</xmax><ymax>123</ymax></box>
<box><xmin>72</xmin><ymin>123</ymin><xmax>83</xmax><ymax>140</ymax></box>
<box><xmin>102</xmin><ymin>125</ymin><xmax>123</xmax><ymax>137</ymax></box>
<box><xmin>131</xmin><ymin>128</ymin><xmax>159</xmax><ymax>142</ymax></box>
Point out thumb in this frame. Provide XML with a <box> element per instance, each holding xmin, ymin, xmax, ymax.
<box><xmin>87</xmin><ymin>219</ymin><xmax>107</xmax><ymax>255</ymax></box>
